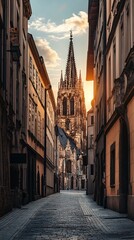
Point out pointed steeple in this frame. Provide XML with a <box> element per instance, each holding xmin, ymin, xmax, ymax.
<box><xmin>64</xmin><ymin>31</ymin><xmax>78</xmax><ymax>88</ymax></box>
<box><xmin>78</xmin><ymin>70</ymin><xmax>82</xmax><ymax>88</ymax></box>
<box><xmin>60</xmin><ymin>70</ymin><xmax>63</xmax><ymax>88</ymax></box>
<box><xmin>79</xmin><ymin>70</ymin><xmax>82</xmax><ymax>81</ymax></box>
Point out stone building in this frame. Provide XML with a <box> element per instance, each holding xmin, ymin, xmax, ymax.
<box><xmin>105</xmin><ymin>0</ymin><xmax>134</xmax><ymax>217</ymax></box>
<box><xmin>87</xmin><ymin>107</ymin><xmax>95</xmax><ymax>195</ymax></box>
<box><xmin>86</xmin><ymin>0</ymin><xmax>106</xmax><ymax>205</ymax></box>
<box><xmin>86</xmin><ymin>0</ymin><xmax>134</xmax><ymax>218</ymax></box>
<box><xmin>27</xmin><ymin>33</ymin><xmax>56</xmax><ymax>199</ymax></box>
<box><xmin>0</xmin><ymin>0</ymin><xmax>32</xmax><ymax>216</ymax></box>
<box><xmin>57</xmin><ymin>32</ymin><xmax>87</xmax><ymax>190</ymax></box>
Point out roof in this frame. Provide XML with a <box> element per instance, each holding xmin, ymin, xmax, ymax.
<box><xmin>55</xmin><ymin>125</ymin><xmax>80</xmax><ymax>155</ymax></box>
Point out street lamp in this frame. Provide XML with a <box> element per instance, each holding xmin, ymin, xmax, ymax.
<box><xmin>44</xmin><ymin>84</ymin><xmax>51</xmax><ymax>197</ymax></box>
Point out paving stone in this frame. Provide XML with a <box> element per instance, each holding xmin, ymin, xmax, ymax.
<box><xmin>0</xmin><ymin>191</ymin><xmax>134</xmax><ymax>240</ymax></box>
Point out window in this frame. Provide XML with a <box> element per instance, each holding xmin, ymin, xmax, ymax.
<box><xmin>89</xmin><ymin>135</ymin><xmax>94</xmax><ymax>148</ymax></box>
<box><xmin>120</xmin><ymin>14</ymin><xmax>124</xmax><ymax>73</ymax></box>
<box><xmin>90</xmin><ymin>164</ymin><xmax>94</xmax><ymax>175</ymax></box>
<box><xmin>108</xmin><ymin>0</ymin><xmax>111</xmax><ymax>16</ymax></box>
<box><xmin>70</xmin><ymin>97</ymin><xmax>74</xmax><ymax>115</ymax></box>
<box><xmin>33</xmin><ymin>65</ymin><xmax>36</xmax><ymax>87</ymax></box>
<box><xmin>38</xmin><ymin>112</ymin><xmax>41</xmax><ymax>141</ymax></box>
<box><xmin>91</xmin><ymin>115</ymin><xmax>94</xmax><ymax>125</ymax></box>
<box><xmin>108</xmin><ymin>56</ymin><xmax>111</xmax><ymax>97</ymax></box>
<box><xmin>66</xmin><ymin>160</ymin><xmax>71</xmax><ymax>173</ymax></box>
<box><xmin>29</xmin><ymin>97</ymin><xmax>32</xmax><ymax>130</ymax></box>
<box><xmin>113</xmin><ymin>38</ymin><xmax>116</xmax><ymax>81</ymax></box>
<box><xmin>23</xmin><ymin>43</ymin><xmax>25</xmax><ymax>70</ymax></box>
<box><xmin>63</xmin><ymin>97</ymin><xmax>67</xmax><ymax>115</ymax></box>
<box><xmin>126</xmin><ymin>3</ymin><xmax>130</xmax><ymax>55</ymax></box>
<box><xmin>36</xmin><ymin>71</ymin><xmax>38</xmax><ymax>91</ymax></box>
<box><xmin>110</xmin><ymin>142</ymin><xmax>115</xmax><ymax>187</ymax></box>
<box><xmin>29</xmin><ymin>56</ymin><xmax>32</xmax><ymax>79</ymax></box>
<box><xmin>65</xmin><ymin>118</ymin><xmax>70</xmax><ymax>130</ymax></box>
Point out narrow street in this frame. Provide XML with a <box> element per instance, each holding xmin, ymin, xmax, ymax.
<box><xmin>0</xmin><ymin>191</ymin><xmax>134</xmax><ymax>240</ymax></box>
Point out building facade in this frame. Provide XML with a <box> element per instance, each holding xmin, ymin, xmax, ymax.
<box><xmin>45</xmin><ymin>85</ymin><xmax>56</xmax><ymax>196</ymax></box>
<box><xmin>0</xmin><ymin>0</ymin><xmax>32</xmax><ymax>215</ymax></box>
<box><xmin>27</xmin><ymin>34</ymin><xmax>45</xmax><ymax>201</ymax></box>
<box><xmin>0</xmin><ymin>0</ymin><xmax>57</xmax><ymax>216</ymax></box>
<box><xmin>105</xmin><ymin>0</ymin><xmax>134</xmax><ymax>217</ymax></box>
<box><xmin>86</xmin><ymin>0</ymin><xmax>134</xmax><ymax>218</ymax></box>
<box><xmin>28</xmin><ymin>33</ymin><xmax>56</xmax><ymax>199</ymax></box>
<box><xmin>57</xmin><ymin>32</ymin><xmax>87</xmax><ymax>190</ymax></box>
<box><xmin>87</xmin><ymin>107</ymin><xmax>95</xmax><ymax>195</ymax></box>
<box><xmin>86</xmin><ymin>0</ymin><xmax>106</xmax><ymax>205</ymax></box>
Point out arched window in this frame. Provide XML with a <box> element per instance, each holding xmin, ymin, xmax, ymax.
<box><xmin>63</xmin><ymin>97</ymin><xmax>67</xmax><ymax>115</ymax></box>
<box><xmin>66</xmin><ymin>160</ymin><xmax>71</xmax><ymax>173</ymax></box>
<box><xmin>65</xmin><ymin>118</ymin><xmax>70</xmax><ymax>130</ymax></box>
<box><xmin>70</xmin><ymin>97</ymin><xmax>74</xmax><ymax>115</ymax></box>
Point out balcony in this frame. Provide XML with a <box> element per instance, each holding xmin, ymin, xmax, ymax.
<box><xmin>113</xmin><ymin>47</ymin><xmax>134</xmax><ymax>109</ymax></box>
<box><xmin>113</xmin><ymin>77</ymin><xmax>125</xmax><ymax>108</ymax></box>
<box><xmin>124</xmin><ymin>47</ymin><xmax>134</xmax><ymax>94</ymax></box>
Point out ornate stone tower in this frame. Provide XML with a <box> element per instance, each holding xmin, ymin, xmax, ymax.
<box><xmin>57</xmin><ymin>32</ymin><xmax>87</xmax><ymax>190</ymax></box>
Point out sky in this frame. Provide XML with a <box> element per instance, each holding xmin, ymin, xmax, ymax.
<box><xmin>28</xmin><ymin>0</ymin><xmax>93</xmax><ymax>111</ymax></box>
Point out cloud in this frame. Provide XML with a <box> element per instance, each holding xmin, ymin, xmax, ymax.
<box><xmin>28</xmin><ymin>11</ymin><xmax>88</xmax><ymax>39</ymax></box>
<box><xmin>35</xmin><ymin>38</ymin><xmax>60</xmax><ymax>68</ymax></box>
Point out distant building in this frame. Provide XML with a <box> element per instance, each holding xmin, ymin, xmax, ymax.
<box><xmin>87</xmin><ymin>107</ymin><xmax>94</xmax><ymax>195</ymax></box>
<box><xmin>55</xmin><ymin>126</ymin><xmax>79</xmax><ymax>190</ymax></box>
<box><xmin>56</xmin><ymin>32</ymin><xmax>87</xmax><ymax>190</ymax></box>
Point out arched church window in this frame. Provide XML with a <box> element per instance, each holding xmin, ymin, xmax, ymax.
<box><xmin>70</xmin><ymin>97</ymin><xmax>74</xmax><ymax>115</ymax></box>
<box><xmin>66</xmin><ymin>160</ymin><xmax>71</xmax><ymax>173</ymax></box>
<box><xmin>65</xmin><ymin>118</ymin><xmax>70</xmax><ymax>130</ymax></box>
<box><xmin>63</xmin><ymin>97</ymin><xmax>67</xmax><ymax>115</ymax></box>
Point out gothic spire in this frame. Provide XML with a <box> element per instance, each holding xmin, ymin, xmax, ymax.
<box><xmin>60</xmin><ymin>70</ymin><xmax>63</xmax><ymax>88</ymax></box>
<box><xmin>77</xmin><ymin>70</ymin><xmax>81</xmax><ymax>89</ymax></box>
<box><xmin>64</xmin><ymin>31</ymin><xmax>78</xmax><ymax>88</ymax></box>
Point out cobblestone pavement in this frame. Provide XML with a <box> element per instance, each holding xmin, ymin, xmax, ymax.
<box><xmin>0</xmin><ymin>191</ymin><xmax>134</xmax><ymax>240</ymax></box>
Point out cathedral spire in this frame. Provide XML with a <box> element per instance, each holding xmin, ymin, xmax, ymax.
<box><xmin>78</xmin><ymin>70</ymin><xmax>82</xmax><ymax>88</ymax></box>
<box><xmin>79</xmin><ymin>70</ymin><xmax>81</xmax><ymax>80</ymax></box>
<box><xmin>70</xmin><ymin>30</ymin><xmax>73</xmax><ymax>41</ymax></box>
<box><xmin>64</xmin><ymin>31</ymin><xmax>78</xmax><ymax>88</ymax></box>
<box><xmin>60</xmin><ymin>70</ymin><xmax>63</xmax><ymax>88</ymax></box>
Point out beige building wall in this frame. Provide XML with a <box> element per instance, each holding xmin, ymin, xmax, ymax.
<box><xmin>127</xmin><ymin>97</ymin><xmax>134</xmax><ymax>217</ymax></box>
<box><xmin>106</xmin><ymin>120</ymin><xmax>120</xmax><ymax>196</ymax></box>
<box><xmin>27</xmin><ymin>47</ymin><xmax>45</xmax><ymax>158</ymax></box>
<box><xmin>106</xmin><ymin>0</ymin><xmax>134</xmax><ymax>122</ymax></box>
<box><xmin>27</xmin><ymin>35</ymin><xmax>46</xmax><ymax>199</ymax></box>
<box><xmin>46</xmin><ymin>91</ymin><xmax>56</xmax><ymax>196</ymax></box>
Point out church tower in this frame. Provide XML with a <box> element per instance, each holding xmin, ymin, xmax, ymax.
<box><xmin>57</xmin><ymin>31</ymin><xmax>87</xmax><ymax>190</ymax></box>
<box><xmin>57</xmin><ymin>31</ymin><xmax>86</xmax><ymax>150</ymax></box>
